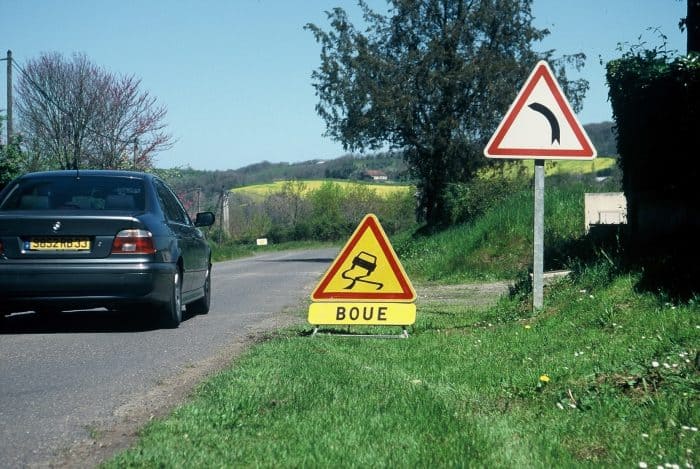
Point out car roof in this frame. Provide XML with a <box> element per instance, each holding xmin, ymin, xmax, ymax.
<box><xmin>17</xmin><ymin>170</ymin><xmax>154</xmax><ymax>180</ymax></box>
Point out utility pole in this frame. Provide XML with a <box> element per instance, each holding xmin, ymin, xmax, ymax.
<box><xmin>218</xmin><ymin>186</ymin><xmax>225</xmax><ymax>244</ymax></box>
<box><xmin>132</xmin><ymin>138</ymin><xmax>138</xmax><ymax>170</ymax></box>
<box><xmin>5</xmin><ymin>50</ymin><xmax>12</xmax><ymax>145</ymax></box>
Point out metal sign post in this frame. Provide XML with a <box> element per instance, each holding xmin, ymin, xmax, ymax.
<box><xmin>533</xmin><ymin>160</ymin><xmax>545</xmax><ymax>309</ymax></box>
<box><xmin>484</xmin><ymin>61</ymin><xmax>597</xmax><ymax>314</ymax></box>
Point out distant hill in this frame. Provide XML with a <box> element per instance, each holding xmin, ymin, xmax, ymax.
<box><xmin>583</xmin><ymin>121</ymin><xmax>618</xmax><ymax>157</ymax></box>
<box><xmin>163</xmin><ymin>152</ymin><xmax>410</xmax><ymax>195</ymax></box>
<box><xmin>234</xmin><ymin>151</ymin><xmax>411</xmax><ymax>184</ymax></box>
<box><xmin>163</xmin><ymin>124</ymin><xmax>617</xmax><ymax>204</ymax></box>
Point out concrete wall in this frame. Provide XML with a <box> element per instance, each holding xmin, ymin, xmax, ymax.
<box><xmin>584</xmin><ymin>192</ymin><xmax>627</xmax><ymax>232</ymax></box>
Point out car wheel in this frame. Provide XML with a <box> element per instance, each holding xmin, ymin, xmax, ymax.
<box><xmin>188</xmin><ymin>264</ymin><xmax>211</xmax><ymax>315</ymax></box>
<box><xmin>160</xmin><ymin>268</ymin><xmax>183</xmax><ymax>328</ymax></box>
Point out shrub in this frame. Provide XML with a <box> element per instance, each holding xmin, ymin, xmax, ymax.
<box><xmin>445</xmin><ymin>163</ymin><xmax>529</xmax><ymax>225</ymax></box>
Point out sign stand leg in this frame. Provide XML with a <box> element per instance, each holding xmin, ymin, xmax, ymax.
<box><xmin>310</xmin><ymin>326</ymin><xmax>409</xmax><ymax>339</ymax></box>
<box><xmin>533</xmin><ymin>159</ymin><xmax>545</xmax><ymax>311</ymax></box>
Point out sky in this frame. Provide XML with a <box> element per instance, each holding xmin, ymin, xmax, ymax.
<box><xmin>1</xmin><ymin>1</ymin><xmax>689</xmax><ymax>171</ymax></box>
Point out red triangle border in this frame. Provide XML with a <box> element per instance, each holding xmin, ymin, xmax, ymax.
<box><xmin>311</xmin><ymin>214</ymin><xmax>415</xmax><ymax>302</ymax></box>
<box><xmin>485</xmin><ymin>61</ymin><xmax>596</xmax><ymax>159</ymax></box>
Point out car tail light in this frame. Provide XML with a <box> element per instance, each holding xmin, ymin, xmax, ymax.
<box><xmin>111</xmin><ymin>229</ymin><xmax>156</xmax><ymax>254</ymax></box>
<box><xmin>0</xmin><ymin>239</ymin><xmax>4</xmax><ymax>255</ymax></box>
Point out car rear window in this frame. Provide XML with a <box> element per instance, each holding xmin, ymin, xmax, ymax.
<box><xmin>0</xmin><ymin>176</ymin><xmax>146</xmax><ymax>211</ymax></box>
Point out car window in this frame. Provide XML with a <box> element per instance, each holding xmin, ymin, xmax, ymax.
<box><xmin>154</xmin><ymin>180</ymin><xmax>191</xmax><ymax>225</ymax></box>
<box><xmin>0</xmin><ymin>176</ymin><xmax>145</xmax><ymax>211</ymax></box>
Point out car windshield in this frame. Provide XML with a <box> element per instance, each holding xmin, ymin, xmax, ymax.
<box><xmin>0</xmin><ymin>175</ymin><xmax>146</xmax><ymax>211</ymax></box>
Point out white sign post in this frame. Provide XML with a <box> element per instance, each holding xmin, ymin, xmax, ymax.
<box><xmin>484</xmin><ymin>61</ymin><xmax>596</xmax><ymax>310</ymax></box>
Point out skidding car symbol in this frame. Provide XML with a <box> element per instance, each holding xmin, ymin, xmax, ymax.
<box><xmin>341</xmin><ymin>251</ymin><xmax>384</xmax><ymax>290</ymax></box>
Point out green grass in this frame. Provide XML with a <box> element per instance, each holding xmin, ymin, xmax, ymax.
<box><xmin>209</xmin><ymin>239</ymin><xmax>330</xmax><ymax>263</ymax></box>
<box><xmin>105</xmin><ymin>174</ymin><xmax>698</xmax><ymax>468</ymax></box>
<box><xmin>394</xmin><ymin>180</ymin><xmax>591</xmax><ymax>283</ymax></box>
<box><xmin>106</xmin><ymin>261</ymin><xmax>698</xmax><ymax>467</ymax></box>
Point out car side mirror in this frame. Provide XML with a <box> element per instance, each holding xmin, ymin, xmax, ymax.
<box><xmin>194</xmin><ymin>211</ymin><xmax>216</xmax><ymax>227</ymax></box>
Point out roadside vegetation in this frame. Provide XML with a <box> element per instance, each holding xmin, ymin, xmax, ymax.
<box><xmin>105</xmin><ymin>169</ymin><xmax>698</xmax><ymax>467</ymax></box>
<box><xmin>207</xmin><ymin>158</ymin><xmax>615</xmax><ymax>256</ymax></box>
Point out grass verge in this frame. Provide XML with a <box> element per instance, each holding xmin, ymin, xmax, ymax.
<box><xmin>105</xmin><ymin>261</ymin><xmax>698</xmax><ymax>468</ymax></box>
<box><xmin>209</xmin><ymin>240</ymin><xmax>332</xmax><ymax>263</ymax></box>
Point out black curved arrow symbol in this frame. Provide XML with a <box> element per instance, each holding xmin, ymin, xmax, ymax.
<box><xmin>528</xmin><ymin>102</ymin><xmax>560</xmax><ymax>145</ymax></box>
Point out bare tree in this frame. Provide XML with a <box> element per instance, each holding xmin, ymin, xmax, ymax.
<box><xmin>16</xmin><ymin>52</ymin><xmax>172</xmax><ymax>170</ymax></box>
<box><xmin>16</xmin><ymin>52</ymin><xmax>107</xmax><ymax>169</ymax></box>
<box><xmin>88</xmin><ymin>74</ymin><xmax>172</xmax><ymax>169</ymax></box>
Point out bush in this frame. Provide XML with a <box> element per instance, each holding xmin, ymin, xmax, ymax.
<box><xmin>445</xmin><ymin>163</ymin><xmax>529</xmax><ymax>225</ymax></box>
<box><xmin>607</xmin><ymin>45</ymin><xmax>700</xmax><ymax>298</ymax></box>
<box><xmin>221</xmin><ymin>181</ymin><xmax>416</xmax><ymax>244</ymax></box>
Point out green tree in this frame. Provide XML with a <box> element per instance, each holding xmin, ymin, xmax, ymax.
<box><xmin>0</xmin><ymin>115</ymin><xmax>23</xmax><ymax>189</ymax></box>
<box><xmin>307</xmin><ymin>0</ymin><xmax>586</xmax><ymax>226</ymax></box>
<box><xmin>309</xmin><ymin>181</ymin><xmax>346</xmax><ymax>239</ymax></box>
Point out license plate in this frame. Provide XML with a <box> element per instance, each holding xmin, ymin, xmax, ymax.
<box><xmin>28</xmin><ymin>237</ymin><xmax>91</xmax><ymax>251</ymax></box>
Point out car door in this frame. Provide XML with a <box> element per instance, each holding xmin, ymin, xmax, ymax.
<box><xmin>154</xmin><ymin>180</ymin><xmax>208</xmax><ymax>294</ymax></box>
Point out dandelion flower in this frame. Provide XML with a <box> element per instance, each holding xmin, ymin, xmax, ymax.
<box><xmin>539</xmin><ymin>374</ymin><xmax>550</xmax><ymax>383</ymax></box>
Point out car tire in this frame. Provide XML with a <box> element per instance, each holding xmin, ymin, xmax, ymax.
<box><xmin>160</xmin><ymin>267</ymin><xmax>183</xmax><ymax>328</ymax></box>
<box><xmin>188</xmin><ymin>264</ymin><xmax>211</xmax><ymax>315</ymax></box>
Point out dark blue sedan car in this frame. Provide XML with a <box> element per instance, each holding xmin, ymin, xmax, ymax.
<box><xmin>0</xmin><ymin>170</ymin><xmax>215</xmax><ymax>328</ymax></box>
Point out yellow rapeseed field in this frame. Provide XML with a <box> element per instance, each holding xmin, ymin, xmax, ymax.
<box><xmin>231</xmin><ymin>180</ymin><xmax>412</xmax><ymax>202</ymax></box>
<box><xmin>230</xmin><ymin>158</ymin><xmax>616</xmax><ymax>200</ymax></box>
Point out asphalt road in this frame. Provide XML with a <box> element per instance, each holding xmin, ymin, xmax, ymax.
<box><xmin>0</xmin><ymin>247</ymin><xmax>337</xmax><ymax>468</ymax></box>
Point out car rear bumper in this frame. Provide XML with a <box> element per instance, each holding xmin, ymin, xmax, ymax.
<box><xmin>0</xmin><ymin>262</ymin><xmax>176</xmax><ymax>312</ymax></box>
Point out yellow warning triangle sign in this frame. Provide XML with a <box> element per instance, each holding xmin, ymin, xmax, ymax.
<box><xmin>311</xmin><ymin>214</ymin><xmax>416</xmax><ymax>302</ymax></box>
